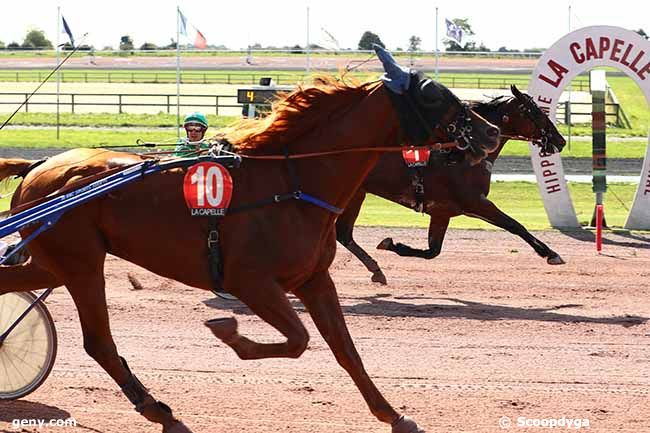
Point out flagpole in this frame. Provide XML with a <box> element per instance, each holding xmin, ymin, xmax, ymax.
<box><xmin>306</xmin><ymin>6</ymin><xmax>311</xmax><ymax>76</ymax></box>
<box><xmin>176</xmin><ymin>5</ymin><xmax>181</xmax><ymax>139</ymax></box>
<box><xmin>56</xmin><ymin>6</ymin><xmax>61</xmax><ymax>140</ymax></box>
<box><xmin>567</xmin><ymin>4</ymin><xmax>572</xmax><ymax>150</ymax></box>
<box><xmin>435</xmin><ymin>6</ymin><xmax>439</xmax><ymax>80</ymax></box>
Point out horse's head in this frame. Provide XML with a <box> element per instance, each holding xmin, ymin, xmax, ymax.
<box><xmin>374</xmin><ymin>45</ymin><xmax>500</xmax><ymax>165</ymax></box>
<box><xmin>507</xmin><ymin>85</ymin><xmax>566</xmax><ymax>154</ymax></box>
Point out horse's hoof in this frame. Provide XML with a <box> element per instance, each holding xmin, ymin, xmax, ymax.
<box><xmin>205</xmin><ymin>317</ymin><xmax>239</xmax><ymax>344</ymax></box>
<box><xmin>163</xmin><ymin>421</ymin><xmax>193</xmax><ymax>433</ymax></box>
<box><xmin>377</xmin><ymin>238</ymin><xmax>394</xmax><ymax>250</ymax></box>
<box><xmin>392</xmin><ymin>415</ymin><xmax>425</xmax><ymax>433</ymax></box>
<box><xmin>547</xmin><ymin>254</ymin><xmax>566</xmax><ymax>265</ymax></box>
<box><xmin>371</xmin><ymin>271</ymin><xmax>388</xmax><ymax>285</ymax></box>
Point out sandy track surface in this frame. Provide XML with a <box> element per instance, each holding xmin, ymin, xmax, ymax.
<box><xmin>1</xmin><ymin>227</ymin><xmax>649</xmax><ymax>433</ymax></box>
<box><xmin>2</xmin><ymin>55</ymin><xmax>538</xmax><ymax>73</ymax></box>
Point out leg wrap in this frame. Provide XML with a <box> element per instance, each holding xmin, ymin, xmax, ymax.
<box><xmin>119</xmin><ymin>357</ymin><xmax>151</xmax><ymax>412</ymax></box>
<box><xmin>120</xmin><ymin>357</ymin><xmax>175</xmax><ymax>417</ymax></box>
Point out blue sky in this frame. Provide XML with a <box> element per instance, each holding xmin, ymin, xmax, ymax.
<box><xmin>2</xmin><ymin>0</ymin><xmax>649</xmax><ymax>51</ymax></box>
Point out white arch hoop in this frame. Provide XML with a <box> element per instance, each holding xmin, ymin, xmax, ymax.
<box><xmin>527</xmin><ymin>25</ymin><xmax>650</xmax><ymax>229</ymax></box>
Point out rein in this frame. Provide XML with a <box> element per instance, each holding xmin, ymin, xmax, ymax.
<box><xmin>235</xmin><ymin>142</ymin><xmax>458</xmax><ymax>160</ymax></box>
<box><xmin>500</xmin><ymin>133</ymin><xmax>548</xmax><ymax>146</ymax></box>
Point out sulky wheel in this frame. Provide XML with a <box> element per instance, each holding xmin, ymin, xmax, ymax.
<box><xmin>0</xmin><ymin>291</ymin><xmax>57</xmax><ymax>400</ymax></box>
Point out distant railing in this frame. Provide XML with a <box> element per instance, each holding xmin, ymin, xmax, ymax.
<box><xmin>0</xmin><ymin>70</ymin><xmax>591</xmax><ymax>90</ymax></box>
<box><xmin>0</xmin><ymin>48</ymin><xmax>546</xmax><ymax>58</ymax></box>
<box><xmin>0</xmin><ymin>92</ymin><xmax>239</xmax><ymax>115</ymax></box>
<box><xmin>556</xmin><ymin>101</ymin><xmax>629</xmax><ymax>128</ymax></box>
<box><xmin>1</xmin><ymin>91</ymin><xmax>624</xmax><ymax>127</ymax></box>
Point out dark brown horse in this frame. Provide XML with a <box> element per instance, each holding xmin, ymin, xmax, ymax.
<box><xmin>0</xmin><ymin>51</ymin><xmax>499</xmax><ymax>433</ymax></box>
<box><xmin>336</xmin><ymin>85</ymin><xmax>566</xmax><ymax>285</ymax></box>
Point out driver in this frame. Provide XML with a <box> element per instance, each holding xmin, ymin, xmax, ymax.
<box><xmin>175</xmin><ymin>112</ymin><xmax>210</xmax><ymax>157</ymax></box>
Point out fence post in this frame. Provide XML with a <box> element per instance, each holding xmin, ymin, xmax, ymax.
<box><xmin>71</xmin><ymin>94</ymin><xmax>75</xmax><ymax>114</ymax></box>
<box><xmin>25</xmin><ymin>94</ymin><xmax>28</xmax><ymax>113</ymax></box>
<box><xmin>564</xmin><ymin>101</ymin><xmax>570</xmax><ymax>124</ymax></box>
<box><xmin>227</xmin><ymin>74</ymin><xmax>231</xmax><ymax>84</ymax></box>
<box><xmin>167</xmin><ymin>95</ymin><xmax>170</xmax><ymax>114</ymax></box>
<box><xmin>118</xmin><ymin>95</ymin><xmax>123</xmax><ymax>114</ymax></box>
<box><xmin>131</xmin><ymin>72</ymin><xmax>135</xmax><ymax>83</ymax></box>
<box><xmin>215</xmin><ymin>96</ymin><xmax>219</xmax><ymax>115</ymax></box>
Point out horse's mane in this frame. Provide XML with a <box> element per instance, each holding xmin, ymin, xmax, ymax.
<box><xmin>471</xmin><ymin>95</ymin><xmax>513</xmax><ymax>112</ymax></box>
<box><xmin>219</xmin><ymin>75</ymin><xmax>375</xmax><ymax>155</ymax></box>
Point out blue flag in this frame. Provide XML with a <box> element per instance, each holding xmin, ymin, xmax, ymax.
<box><xmin>445</xmin><ymin>19</ymin><xmax>464</xmax><ymax>45</ymax></box>
<box><xmin>62</xmin><ymin>15</ymin><xmax>74</xmax><ymax>47</ymax></box>
<box><xmin>179</xmin><ymin>9</ymin><xmax>188</xmax><ymax>36</ymax></box>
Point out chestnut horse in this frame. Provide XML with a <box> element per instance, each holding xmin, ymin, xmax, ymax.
<box><xmin>336</xmin><ymin>85</ymin><xmax>566</xmax><ymax>284</ymax></box>
<box><xmin>0</xmin><ymin>52</ymin><xmax>499</xmax><ymax>433</ymax></box>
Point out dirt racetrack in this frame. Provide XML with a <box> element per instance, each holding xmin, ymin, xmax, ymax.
<box><xmin>1</xmin><ymin>227</ymin><xmax>649</xmax><ymax>433</ymax></box>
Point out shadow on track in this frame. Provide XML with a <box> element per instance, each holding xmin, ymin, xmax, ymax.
<box><xmin>204</xmin><ymin>294</ymin><xmax>647</xmax><ymax>327</ymax></box>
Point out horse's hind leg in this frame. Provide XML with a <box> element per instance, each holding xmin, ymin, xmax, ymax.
<box><xmin>295</xmin><ymin>271</ymin><xmax>424</xmax><ymax>433</ymax></box>
<box><xmin>0</xmin><ymin>260</ymin><xmax>61</xmax><ymax>295</ymax></box>
<box><xmin>66</xmin><ymin>275</ymin><xmax>190</xmax><ymax>432</ymax></box>
<box><xmin>377</xmin><ymin>214</ymin><xmax>449</xmax><ymax>260</ymax></box>
<box><xmin>205</xmin><ymin>278</ymin><xmax>309</xmax><ymax>360</ymax></box>
<box><xmin>336</xmin><ymin>189</ymin><xmax>387</xmax><ymax>284</ymax></box>
<box><xmin>64</xmin><ymin>271</ymin><xmax>192</xmax><ymax>433</ymax></box>
<box><xmin>36</xmin><ymin>223</ymin><xmax>192</xmax><ymax>433</ymax></box>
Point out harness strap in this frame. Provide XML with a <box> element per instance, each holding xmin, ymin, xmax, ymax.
<box><xmin>296</xmin><ymin>192</ymin><xmax>344</xmax><ymax>215</ymax></box>
<box><xmin>207</xmin><ymin>216</ymin><xmax>224</xmax><ymax>289</ymax></box>
<box><xmin>410</xmin><ymin>168</ymin><xmax>425</xmax><ymax>213</ymax></box>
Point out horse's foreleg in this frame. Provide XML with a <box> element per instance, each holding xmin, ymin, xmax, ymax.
<box><xmin>295</xmin><ymin>271</ymin><xmax>424</xmax><ymax>433</ymax></box>
<box><xmin>464</xmin><ymin>197</ymin><xmax>564</xmax><ymax>264</ymax></box>
<box><xmin>336</xmin><ymin>190</ymin><xmax>387</xmax><ymax>284</ymax></box>
<box><xmin>0</xmin><ymin>260</ymin><xmax>61</xmax><ymax>295</ymax></box>
<box><xmin>205</xmin><ymin>279</ymin><xmax>309</xmax><ymax>360</ymax></box>
<box><xmin>377</xmin><ymin>215</ymin><xmax>449</xmax><ymax>260</ymax></box>
<box><xmin>65</xmin><ymin>273</ymin><xmax>191</xmax><ymax>433</ymax></box>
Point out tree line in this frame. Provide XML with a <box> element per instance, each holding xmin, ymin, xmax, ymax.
<box><xmin>2</xmin><ymin>25</ymin><xmax>648</xmax><ymax>52</ymax></box>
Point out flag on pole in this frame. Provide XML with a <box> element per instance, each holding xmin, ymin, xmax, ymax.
<box><xmin>177</xmin><ymin>9</ymin><xmax>208</xmax><ymax>49</ymax></box>
<box><xmin>62</xmin><ymin>15</ymin><xmax>75</xmax><ymax>47</ymax></box>
<box><xmin>445</xmin><ymin>19</ymin><xmax>464</xmax><ymax>44</ymax></box>
<box><xmin>179</xmin><ymin>9</ymin><xmax>188</xmax><ymax>36</ymax></box>
<box><xmin>320</xmin><ymin>27</ymin><xmax>340</xmax><ymax>50</ymax></box>
<box><xmin>194</xmin><ymin>27</ymin><xmax>208</xmax><ymax>49</ymax></box>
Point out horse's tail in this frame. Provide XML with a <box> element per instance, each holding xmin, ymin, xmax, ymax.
<box><xmin>0</xmin><ymin>158</ymin><xmax>35</xmax><ymax>182</ymax></box>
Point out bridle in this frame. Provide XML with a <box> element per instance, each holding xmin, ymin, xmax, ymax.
<box><xmin>402</xmin><ymin>78</ymin><xmax>478</xmax><ymax>154</ymax></box>
<box><xmin>513</xmin><ymin>93</ymin><xmax>553</xmax><ymax>149</ymax></box>
<box><xmin>444</xmin><ymin>103</ymin><xmax>475</xmax><ymax>151</ymax></box>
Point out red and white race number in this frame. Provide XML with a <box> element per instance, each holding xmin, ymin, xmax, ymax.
<box><xmin>402</xmin><ymin>148</ymin><xmax>431</xmax><ymax>167</ymax></box>
<box><xmin>183</xmin><ymin>163</ymin><xmax>233</xmax><ymax>216</ymax></box>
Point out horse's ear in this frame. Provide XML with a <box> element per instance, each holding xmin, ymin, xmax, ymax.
<box><xmin>511</xmin><ymin>84</ymin><xmax>524</xmax><ymax>99</ymax></box>
<box><xmin>373</xmin><ymin>44</ymin><xmax>411</xmax><ymax>95</ymax></box>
